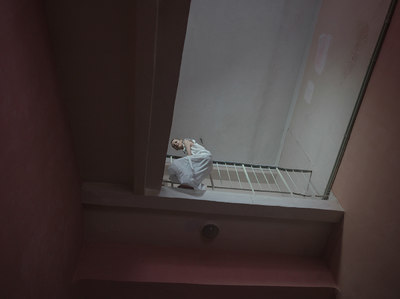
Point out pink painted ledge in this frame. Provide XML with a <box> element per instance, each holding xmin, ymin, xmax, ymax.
<box><xmin>75</xmin><ymin>243</ymin><xmax>336</xmax><ymax>289</ymax></box>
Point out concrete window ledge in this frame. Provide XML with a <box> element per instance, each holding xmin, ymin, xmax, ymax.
<box><xmin>82</xmin><ymin>183</ymin><xmax>343</xmax><ymax>223</ymax></box>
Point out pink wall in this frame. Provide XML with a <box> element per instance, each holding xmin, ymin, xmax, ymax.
<box><xmin>0</xmin><ymin>1</ymin><xmax>82</xmax><ymax>298</ymax></box>
<box><xmin>76</xmin><ymin>243</ymin><xmax>335</xmax><ymax>287</ymax></box>
<box><xmin>45</xmin><ymin>0</ymin><xmax>136</xmax><ymax>186</ymax></box>
<box><xmin>279</xmin><ymin>0</ymin><xmax>391</xmax><ymax>194</ymax></box>
<box><xmin>331</xmin><ymin>2</ymin><xmax>400</xmax><ymax>299</ymax></box>
<box><xmin>74</xmin><ymin>243</ymin><xmax>335</xmax><ymax>299</ymax></box>
<box><xmin>77</xmin><ymin>281</ymin><xmax>335</xmax><ymax>299</ymax></box>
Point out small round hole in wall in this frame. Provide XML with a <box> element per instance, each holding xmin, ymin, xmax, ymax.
<box><xmin>201</xmin><ymin>223</ymin><xmax>219</xmax><ymax>240</ymax></box>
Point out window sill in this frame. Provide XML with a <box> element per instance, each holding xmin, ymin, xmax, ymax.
<box><xmin>82</xmin><ymin>183</ymin><xmax>343</xmax><ymax>223</ymax></box>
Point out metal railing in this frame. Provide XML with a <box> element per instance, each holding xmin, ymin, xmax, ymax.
<box><xmin>163</xmin><ymin>155</ymin><xmax>322</xmax><ymax>198</ymax></box>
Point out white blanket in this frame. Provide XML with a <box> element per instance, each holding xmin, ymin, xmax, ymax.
<box><xmin>168</xmin><ymin>140</ymin><xmax>213</xmax><ymax>190</ymax></box>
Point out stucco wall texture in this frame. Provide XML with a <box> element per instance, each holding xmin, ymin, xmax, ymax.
<box><xmin>331</xmin><ymin>2</ymin><xmax>400</xmax><ymax>299</ymax></box>
<box><xmin>0</xmin><ymin>1</ymin><xmax>82</xmax><ymax>298</ymax></box>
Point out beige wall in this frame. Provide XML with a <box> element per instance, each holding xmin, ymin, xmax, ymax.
<box><xmin>330</xmin><ymin>2</ymin><xmax>400</xmax><ymax>298</ymax></box>
<box><xmin>278</xmin><ymin>0</ymin><xmax>391</xmax><ymax>194</ymax></box>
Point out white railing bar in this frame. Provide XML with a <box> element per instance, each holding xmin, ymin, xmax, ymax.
<box><xmin>286</xmin><ymin>170</ymin><xmax>299</xmax><ymax>193</ymax></box>
<box><xmin>170</xmin><ymin>156</ymin><xmax>173</xmax><ymax>187</ymax></box>
<box><xmin>242</xmin><ymin>164</ymin><xmax>255</xmax><ymax>194</ymax></box>
<box><xmin>305</xmin><ymin>171</ymin><xmax>318</xmax><ymax>196</ymax></box>
<box><xmin>165</xmin><ymin>156</ymin><xmax>317</xmax><ymax>197</ymax></box>
<box><xmin>259</xmin><ymin>166</ymin><xmax>271</xmax><ymax>190</ymax></box>
<box><xmin>225</xmin><ymin>163</ymin><xmax>233</xmax><ymax>188</ymax></box>
<box><xmin>215</xmin><ymin>162</ymin><xmax>223</xmax><ymax>185</ymax></box>
<box><xmin>209</xmin><ymin>174</ymin><xmax>215</xmax><ymax>190</ymax></box>
<box><xmin>301</xmin><ymin>171</ymin><xmax>312</xmax><ymax>195</ymax></box>
<box><xmin>276</xmin><ymin>168</ymin><xmax>293</xmax><ymax>195</ymax></box>
<box><xmin>234</xmin><ymin>164</ymin><xmax>243</xmax><ymax>189</ymax></box>
<box><xmin>251</xmin><ymin>166</ymin><xmax>262</xmax><ymax>190</ymax></box>
<box><xmin>308</xmin><ymin>181</ymin><xmax>318</xmax><ymax>197</ymax></box>
<box><xmin>269</xmin><ymin>168</ymin><xmax>281</xmax><ymax>192</ymax></box>
<box><xmin>165</xmin><ymin>155</ymin><xmax>313</xmax><ymax>173</ymax></box>
<box><xmin>310</xmin><ymin>175</ymin><xmax>319</xmax><ymax>196</ymax></box>
<box><xmin>294</xmin><ymin>170</ymin><xmax>306</xmax><ymax>194</ymax></box>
